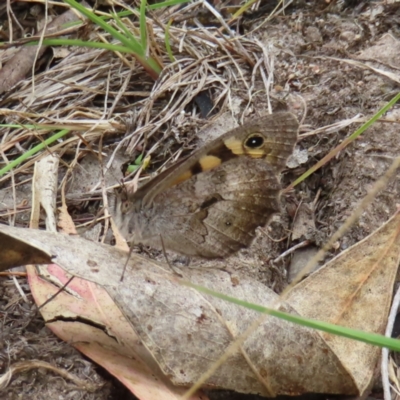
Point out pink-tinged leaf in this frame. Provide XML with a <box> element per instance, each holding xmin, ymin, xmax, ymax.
<box><xmin>27</xmin><ymin>264</ymin><xmax>206</xmax><ymax>400</ymax></box>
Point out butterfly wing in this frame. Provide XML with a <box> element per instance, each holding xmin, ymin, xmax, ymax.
<box><xmin>151</xmin><ymin>156</ymin><xmax>282</xmax><ymax>257</ymax></box>
<box><xmin>137</xmin><ymin>112</ymin><xmax>299</xmax><ymax>206</ymax></box>
<box><xmin>116</xmin><ymin>112</ymin><xmax>298</xmax><ymax>258</ymax></box>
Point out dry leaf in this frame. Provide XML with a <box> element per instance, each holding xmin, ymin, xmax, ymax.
<box><xmin>2</xmin><ymin>219</ymin><xmax>398</xmax><ymax>396</ymax></box>
<box><xmin>291</xmin><ymin>202</ymin><xmax>315</xmax><ymax>241</ymax></box>
<box><xmin>27</xmin><ymin>263</ymin><xmax>195</xmax><ymax>400</ymax></box>
<box><xmin>286</xmin><ymin>211</ymin><xmax>400</xmax><ymax>395</ymax></box>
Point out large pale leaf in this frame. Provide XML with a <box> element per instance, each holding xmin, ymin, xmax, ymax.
<box><xmin>0</xmin><ymin>224</ymin><xmax>374</xmax><ymax>396</ymax></box>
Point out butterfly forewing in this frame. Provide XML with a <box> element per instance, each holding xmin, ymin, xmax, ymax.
<box><xmin>135</xmin><ymin>112</ymin><xmax>298</xmax><ymax>207</ymax></box>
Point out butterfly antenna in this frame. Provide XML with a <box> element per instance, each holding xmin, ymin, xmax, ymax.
<box><xmin>21</xmin><ymin>275</ymin><xmax>76</xmax><ymax>327</ymax></box>
<box><xmin>120</xmin><ymin>245</ymin><xmax>134</xmax><ymax>282</ymax></box>
<box><xmin>160</xmin><ymin>234</ymin><xmax>183</xmax><ymax>277</ymax></box>
<box><xmin>37</xmin><ymin>276</ymin><xmax>75</xmax><ymax>311</ymax></box>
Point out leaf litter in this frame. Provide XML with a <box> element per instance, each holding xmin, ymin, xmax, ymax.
<box><xmin>1</xmin><ymin>0</ymin><xmax>400</xmax><ymax>399</ymax></box>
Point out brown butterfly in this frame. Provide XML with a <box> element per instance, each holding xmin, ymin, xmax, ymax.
<box><xmin>111</xmin><ymin>112</ymin><xmax>298</xmax><ymax>258</ymax></box>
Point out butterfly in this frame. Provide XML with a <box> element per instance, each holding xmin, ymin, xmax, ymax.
<box><xmin>111</xmin><ymin>112</ymin><xmax>298</xmax><ymax>258</ymax></box>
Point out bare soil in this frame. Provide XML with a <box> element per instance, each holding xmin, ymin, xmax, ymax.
<box><xmin>1</xmin><ymin>0</ymin><xmax>400</xmax><ymax>399</ymax></box>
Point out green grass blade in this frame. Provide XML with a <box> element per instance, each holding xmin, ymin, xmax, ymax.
<box><xmin>0</xmin><ymin>129</ymin><xmax>70</xmax><ymax>177</ymax></box>
<box><xmin>287</xmin><ymin>92</ymin><xmax>400</xmax><ymax>191</ymax></box>
<box><xmin>62</xmin><ymin>0</ymin><xmax>161</xmax><ymax>77</ymax></box>
<box><xmin>140</xmin><ymin>0</ymin><xmax>148</xmax><ymax>50</ymax></box>
<box><xmin>185</xmin><ymin>282</ymin><xmax>400</xmax><ymax>352</ymax></box>
<box><xmin>111</xmin><ymin>11</ymin><xmax>139</xmax><ymax>45</ymax></box>
<box><xmin>63</xmin><ymin>0</ymin><xmax>143</xmax><ymax>54</ymax></box>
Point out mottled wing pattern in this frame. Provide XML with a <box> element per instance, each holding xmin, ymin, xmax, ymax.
<box><xmin>112</xmin><ymin>112</ymin><xmax>299</xmax><ymax>258</ymax></box>
<box><xmin>151</xmin><ymin>157</ymin><xmax>282</xmax><ymax>257</ymax></box>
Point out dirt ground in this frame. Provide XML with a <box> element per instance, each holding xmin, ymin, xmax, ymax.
<box><xmin>1</xmin><ymin>0</ymin><xmax>400</xmax><ymax>399</ymax></box>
